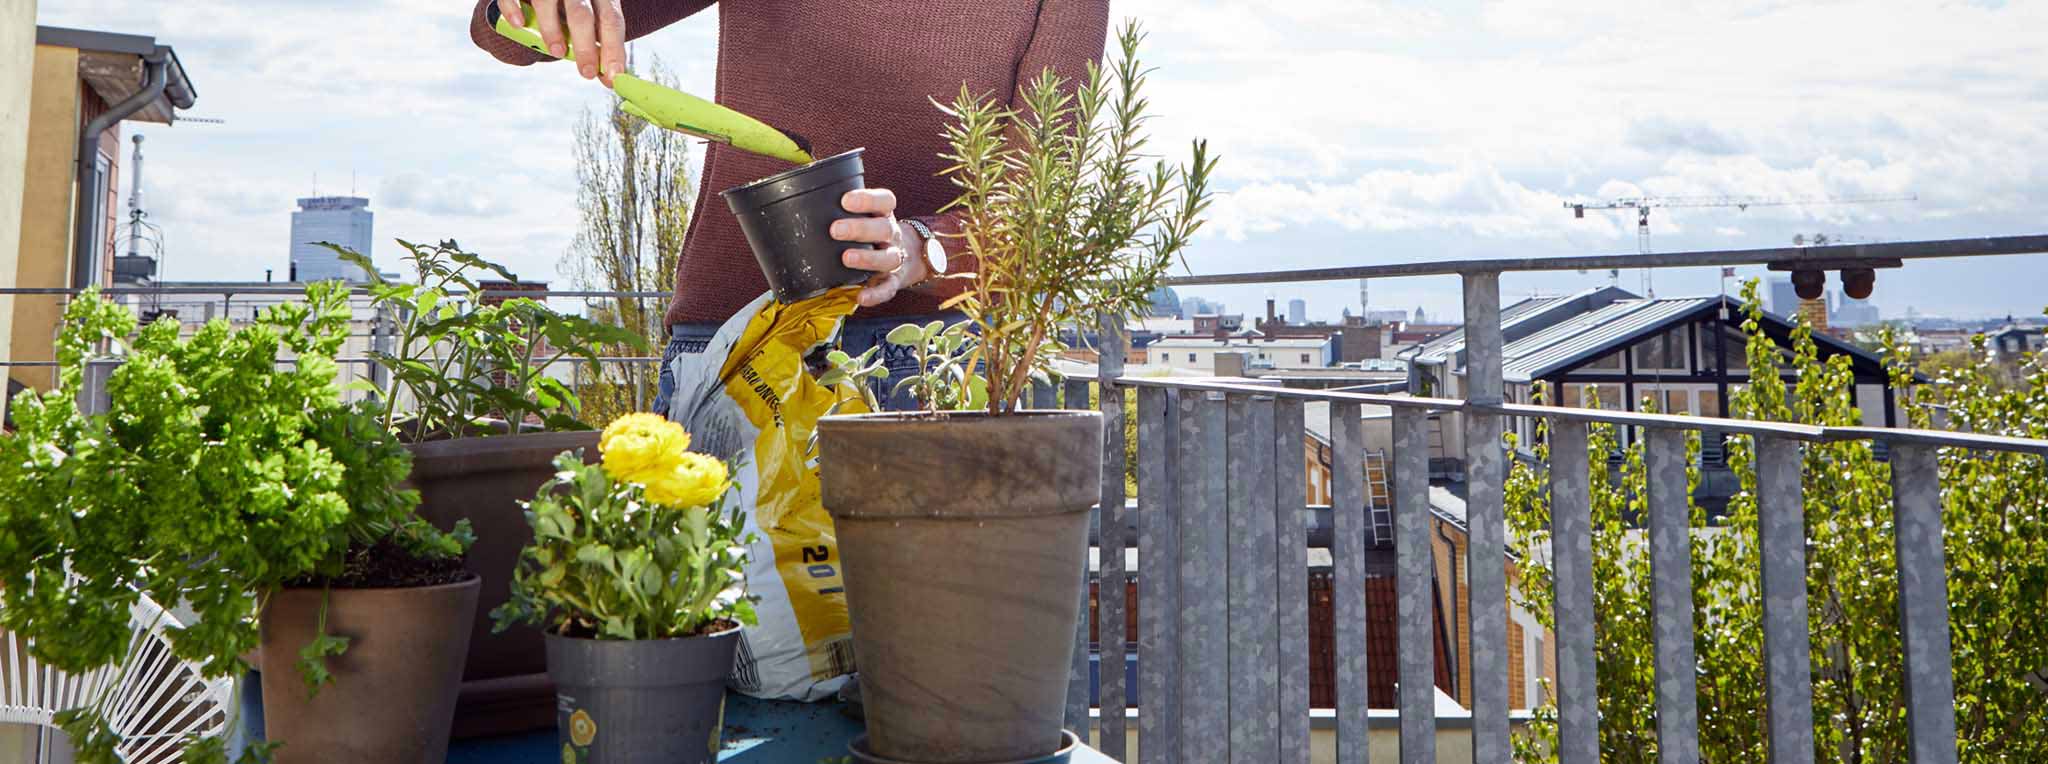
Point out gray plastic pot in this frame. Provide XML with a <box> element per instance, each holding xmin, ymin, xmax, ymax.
<box><xmin>544</xmin><ymin>625</ymin><xmax>741</xmax><ymax>764</ymax></box>
<box><xmin>849</xmin><ymin>730</ymin><xmax>1083</xmax><ymax>764</ymax></box>
<box><xmin>818</xmin><ymin>411</ymin><xmax>1103</xmax><ymax>764</ymax></box>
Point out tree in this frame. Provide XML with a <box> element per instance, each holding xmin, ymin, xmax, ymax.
<box><xmin>562</xmin><ymin>60</ymin><xmax>694</xmax><ymax>423</ymax></box>
<box><xmin>1508</xmin><ymin>283</ymin><xmax>2048</xmax><ymax>762</ymax></box>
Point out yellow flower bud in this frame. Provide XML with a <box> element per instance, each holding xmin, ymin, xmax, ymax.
<box><xmin>643</xmin><ymin>451</ymin><xmax>730</xmax><ymax>509</ymax></box>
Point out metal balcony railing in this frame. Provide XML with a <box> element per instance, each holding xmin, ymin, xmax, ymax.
<box><xmin>7</xmin><ymin>237</ymin><xmax>2048</xmax><ymax>763</ymax></box>
<box><xmin>1054</xmin><ymin>235</ymin><xmax>2048</xmax><ymax>764</ymax></box>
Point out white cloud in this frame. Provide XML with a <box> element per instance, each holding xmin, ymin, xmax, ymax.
<box><xmin>34</xmin><ymin>0</ymin><xmax>2048</xmax><ymax>319</ymax></box>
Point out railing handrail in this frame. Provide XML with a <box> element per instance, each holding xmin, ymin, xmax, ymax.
<box><xmin>1118</xmin><ymin>376</ymin><xmax>2048</xmax><ymax>457</ymax></box>
<box><xmin>1160</xmin><ymin>233</ymin><xmax>2048</xmax><ymax>286</ymax></box>
<box><xmin>0</xmin><ymin>286</ymin><xmax>672</xmax><ymax>298</ymax></box>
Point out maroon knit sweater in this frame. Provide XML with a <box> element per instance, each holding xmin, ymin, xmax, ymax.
<box><xmin>471</xmin><ymin>0</ymin><xmax>1109</xmax><ymax>326</ymax></box>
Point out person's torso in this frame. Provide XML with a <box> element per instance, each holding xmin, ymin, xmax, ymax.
<box><xmin>668</xmin><ymin>0</ymin><xmax>1050</xmax><ymax>325</ymax></box>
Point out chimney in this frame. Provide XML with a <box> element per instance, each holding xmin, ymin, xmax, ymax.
<box><xmin>1266</xmin><ymin>298</ymin><xmax>1277</xmax><ymax>328</ymax></box>
<box><xmin>265</xmin><ymin>268</ymin><xmax>273</xmax><ymax>283</ymax></box>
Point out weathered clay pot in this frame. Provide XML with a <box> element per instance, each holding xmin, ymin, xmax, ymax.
<box><xmin>545</xmin><ymin>625</ymin><xmax>742</xmax><ymax>764</ymax></box>
<box><xmin>817</xmin><ymin>411</ymin><xmax>1102</xmax><ymax>764</ymax></box>
<box><xmin>407</xmin><ymin>430</ymin><xmax>601</xmax><ymax>737</ymax></box>
<box><xmin>259</xmin><ymin>576</ymin><xmax>480</xmax><ymax>764</ymax></box>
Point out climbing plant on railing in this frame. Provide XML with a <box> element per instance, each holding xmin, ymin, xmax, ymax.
<box><xmin>1505</xmin><ymin>280</ymin><xmax>2048</xmax><ymax>763</ymax></box>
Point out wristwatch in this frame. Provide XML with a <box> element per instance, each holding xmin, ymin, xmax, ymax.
<box><xmin>900</xmin><ymin>218</ymin><xmax>948</xmax><ymax>285</ymax></box>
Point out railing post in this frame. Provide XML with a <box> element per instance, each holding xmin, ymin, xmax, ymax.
<box><xmin>1460</xmin><ymin>271</ymin><xmax>1511</xmax><ymax>761</ymax></box>
<box><xmin>1546</xmin><ymin>418</ymin><xmax>1599</xmax><ymax>764</ymax></box>
<box><xmin>1755</xmin><ymin>436</ymin><xmax>1815</xmax><ymax>764</ymax></box>
<box><xmin>1181</xmin><ymin>389</ymin><xmax>1230</xmax><ymax>764</ymax></box>
<box><xmin>1097</xmin><ymin>317</ymin><xmax>1129</xmax><ymax>760</ymax></box>
<box><xmin>1644</xmin><ymin>428</ymin><xmax>1700</xmax><ymax>764</ymax></box>
<box><xmin>1226</xmin><ymin>396</ymin><xmax>1278</xmax><ymax>762</ymax></box>
<box><xmin>1393</xmin><ymin>407</ymin><xmax>1436</xmax><ymax>764</ymax></box>
<box><xmin>1136</xmin><ymin>386</ymin><xmax>1180</xmax><ymax>764</ymax></box>
<box><xmin>1330</xmin><ymin>401</ymin><xmax>1372</xmax><ymax>763</ymax></box>
<box><xmin>1272</xmin><ymin>397</ymin><xmax>1310</xmax><ymax>763</ymax></box>
<box><xmin>1889</xmin><ymin>443</ymin><xmax>1959</xmax><ymax>764</ymax></box>
<box><xmin>1065</xmin><ymin>378</ymin><xmax>1094</xmax><ymax>740</ymax></box>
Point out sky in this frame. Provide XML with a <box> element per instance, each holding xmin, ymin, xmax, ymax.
<box><xmin>35</xmin><ymin>0</ymin><xmax>2048</xmax><ymax>324</ymax></box>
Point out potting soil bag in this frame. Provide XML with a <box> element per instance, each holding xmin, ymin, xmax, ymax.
<box><xmin>664</xmin><ymin>288</ymin><xmax>865</xmax><ymax>702</ymax></box>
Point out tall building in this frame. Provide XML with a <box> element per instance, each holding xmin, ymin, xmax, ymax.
<box><xmin>290</xmin><ymin>196</ymin><xmax>374</xmax><ymax>282</ymax></box>
<box><xmin>1834</xmin><ymin>294</ymin><xmax>1881</xmax><ymax>327</ymax></box>
<box><xmin>1766</xmin><ymin>276</ymin><xmax>1800</xmax><ymax>319</ymax></box>
<box><xmin>1287</xmin><ymin>298</ymin><xmax>1306</xmax><ymax>325</ymax></box>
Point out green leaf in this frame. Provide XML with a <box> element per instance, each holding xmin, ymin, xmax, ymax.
<box><xmin>295</xmin><ymin>631</ymin><xmax>351</xmax><ymax>697</ymax></box>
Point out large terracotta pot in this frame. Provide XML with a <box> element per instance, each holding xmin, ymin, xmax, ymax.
<box><xmin>817</xmin><ymin>411</ymin><xmax>1102</xmax><ymax>764</ymax></box>
<box><xmin>407</xmin><ymin>430</ymin><xmax>600</xmax><ymax>737</ymax></box>
<box><xmin>259</xmin><ymin>576</ymin><xmax>480</xmax><ymax>763</ymax></box>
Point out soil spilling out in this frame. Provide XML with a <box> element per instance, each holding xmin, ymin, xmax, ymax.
<box><xmin>287</xmin><ymin>536</ymin><xmax>470</xmax><ymax>589</ymax></box>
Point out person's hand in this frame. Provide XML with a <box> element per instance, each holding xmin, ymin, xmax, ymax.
<box><xmin>498</xmin><ymin>0</ymin><xmax>626</xmax><ymax>86</ymax></box>
<box><xmin>833</xmin><ymin>189</ymin><xmax>930</xmax><ymax>307</ymax></box>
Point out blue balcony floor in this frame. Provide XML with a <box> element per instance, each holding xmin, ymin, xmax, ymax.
<box><xmin>241</xmin><ymin>674</ymin><xmax>1118</xmax><ymax>762</ymax></box>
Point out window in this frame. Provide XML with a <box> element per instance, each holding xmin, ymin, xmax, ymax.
<box><xmin>1635</xmin><ymin>328</ymin><xmax>1688</xmax><ymax>371</ymax></box>
<box><xmin>1187</xmin><ymin>353</ymin><xmax>1196</xmax><ymax>363</ymax></box>
<box><xmin>89</xmin><ymin>153</ymin><xmax>111</xmax><ymax>280</ymax></box>
<box><xmin>1698</xmin><ymin>389</ymin><xmax>1722</xmax><ymax>417</ymax></box>
<box><xmin>1699</xmin><ymin>326</ymin><xmax>1750</xmax><ymax>371</ymax></box>
<box><xmin>1593</xmin><ymin>384</ymin><xmax>1623</xmax><ymax>410</ymax></box>
<box><xmin>1560</xmin><ymin>384</ymin><xmax>1580</xmax><ymax>408</ymax></box>
<box><xmin>1585</xmin><ymin>351</ymin><xmax>1623</xmax><ymax>370</ymax></box>
<box><xmin>1300</xmin><ymin>353</ymin><xmax>1311</xmax><ymax>364</ymax></box>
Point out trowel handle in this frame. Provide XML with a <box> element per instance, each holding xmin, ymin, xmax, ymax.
<box><xmin>488</xmin><ymin>2</ymin><xmax>576</xmax><ymax>62</ymax></box>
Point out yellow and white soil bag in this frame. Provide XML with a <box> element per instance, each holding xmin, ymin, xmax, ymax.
<box><xmin>664</xmin><ymin>289</ymin><xmax>865</xmax><ymax>701</ymax></box>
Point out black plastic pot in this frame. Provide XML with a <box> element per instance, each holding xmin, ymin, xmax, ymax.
<box><xmin>544</xmin><ymin>625</ymin><xmax>741</xmax><ymax>764</ymax></box>
<box><xmin>721</xmin><ymin>148</ymin><xmax>877</xmax><ymax>303</ymax></box>
<box><xmin>818</xmin><ymin>411</ymin><xmax>1103</xmax><ymax>764</ymax></box>
<box><xmin>848</xmin><ymin>731</ymin><xmax>1082</xmax><ymax>764</ymax></box>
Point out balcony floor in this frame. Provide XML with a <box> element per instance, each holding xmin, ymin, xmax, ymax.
<box><xmin>240</xmin><ymin>678</ymin><xmax>1119</xmax><ymax>763</ymax></box>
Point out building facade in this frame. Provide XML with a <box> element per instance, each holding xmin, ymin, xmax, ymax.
<box><xmin>290</xmin><ymin>196</ymin><xmax>375</xmax><ymax>282</ymax></box>
<box><xmin>10</xmin><ymin>25</ymin><xmax>195</xmax><ymax>395</ymax></box>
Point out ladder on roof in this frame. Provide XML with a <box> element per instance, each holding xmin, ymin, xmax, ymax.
<box><xmin>1364</xmin><ymin>448</ymin><xmax>1394</xmax><ymax>545</ymax></box>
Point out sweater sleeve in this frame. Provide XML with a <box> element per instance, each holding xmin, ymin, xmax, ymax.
<box><xmin>913</xmin><ymin>0</ymin><xmax>1109</xmax><ymax>284</ymax></box>
<box><xmin>470</xmin><ymin>0</ymin><xmax>717</xmax><ymax>66</ymax></box>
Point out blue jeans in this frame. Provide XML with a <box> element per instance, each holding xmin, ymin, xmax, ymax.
<box><xmin>653</xmin><ymin>312</ymin><xmax>962</xmax><ymax>416</ymax></box>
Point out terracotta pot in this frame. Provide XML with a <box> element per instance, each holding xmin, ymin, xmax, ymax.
<box><xmin>407</xmin><ymin>430</ymin><xmax>600</xmax><ymax>737</ymax></box>
<box><xmin>260</xmin><ymin>576</ymin><xmax>480</xmax><ymax>764</ymax></box>
<box><xmin>817</xmin><ymin>411</ymin><xmax>1102</xmax><ymax>764</ymax></box>
<box><xmin>545</xmin><ymin>625</ymin><xmax>742</xmax><ymax>764</ymax></box>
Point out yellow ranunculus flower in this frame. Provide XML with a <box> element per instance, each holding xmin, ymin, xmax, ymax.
<box><xmin>599</xmin><ymin>413</ymin><xmax>690</xmax><ymax>486</ymax></box>
<box><xmin>643</xmin><ymin>451</ymin><xmax>730</xmax><ymax>509</ymax></box>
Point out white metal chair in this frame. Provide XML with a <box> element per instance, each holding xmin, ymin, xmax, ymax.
<box><xmin>0</xmin><ymin>594</ymin><xmax>236</xmax><ymax>764</ymax></box>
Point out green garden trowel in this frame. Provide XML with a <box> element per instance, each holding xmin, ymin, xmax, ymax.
<box><xmin>490</xmin><ymin>2</ymin><xmax>814</xmax><ymax>165</ymax></box>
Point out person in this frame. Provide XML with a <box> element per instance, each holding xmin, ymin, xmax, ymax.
<box><xmin>470</xmin><ymin>0</ymin><xmax>1109</xmax><ymax>412</ymax></box>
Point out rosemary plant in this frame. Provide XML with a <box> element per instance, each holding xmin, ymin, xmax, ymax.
<box><xmin>932</xmin><ymin>20</ymin><xmax>1214</xmax><ymax>414</ymax></box>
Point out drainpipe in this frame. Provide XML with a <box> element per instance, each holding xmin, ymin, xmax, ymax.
<box><xmin>72</xmin><ymin>50</ymin><xmax>169</xmax><ymax>290</ymax></box>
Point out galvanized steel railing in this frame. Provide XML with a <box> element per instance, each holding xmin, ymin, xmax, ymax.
<box><xmin>1059</xmin><ymin>235</ymin><xmax>2048</xmax><ymax>764</ymax></box>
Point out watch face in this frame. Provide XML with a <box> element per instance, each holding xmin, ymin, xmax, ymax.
<box><xmin>923</xmin><ymin>236</ymin><xmax>948</xmax><ymax>274</ymax></box>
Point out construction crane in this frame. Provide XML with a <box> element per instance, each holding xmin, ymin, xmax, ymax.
<box><xmin>1563</xmin><ymin>193</ymin><xmax>1916</xmax><ymax>296</ymax></box>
